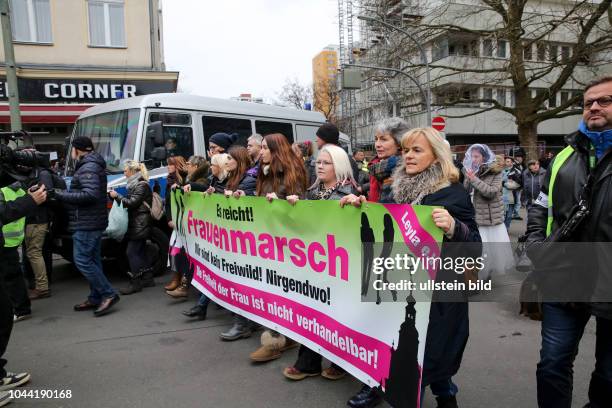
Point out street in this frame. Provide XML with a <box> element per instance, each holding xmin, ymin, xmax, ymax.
<box><xmin>5</xmin><ymin>216</ymin><xmax>597</xmax><ymax>408</ymax></box>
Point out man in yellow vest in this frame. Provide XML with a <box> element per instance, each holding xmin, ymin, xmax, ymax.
<box><xmin>0</xmin><ymin>178</ymin><xmax>46</xmax><ymax>399</ymax></box>
<box><xmin>526</xmin><ymin>76</ymin><xmax>612</xmax><ymax>408</ymax></box>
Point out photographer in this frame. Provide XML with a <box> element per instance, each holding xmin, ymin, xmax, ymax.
<box><xmin>525</xmin><ymin>76</ymin><xmax>612</xmax><ymax>408</ymax></box>
<box><xmin>54</xmin><ymin>136</ymin><xmax>119</xmax><ymax>317</ymax></box>
<box><xmin>0</xmin><ymin>174</ymin><xmax>47</xmax><ymax>394</ymax></box>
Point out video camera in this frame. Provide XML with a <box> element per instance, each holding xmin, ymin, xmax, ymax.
<box><xmin>0</xmin><ymin>130</ymin><xmax>51</xmax><ymax>187</ymax></box>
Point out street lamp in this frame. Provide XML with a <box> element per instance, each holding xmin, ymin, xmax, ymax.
<box><xmin>357</xmin><ymin>15</ymin><xmax>432</xmax><ymax>125</ymax></box>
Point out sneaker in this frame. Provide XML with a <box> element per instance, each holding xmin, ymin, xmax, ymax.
<box><xmin>13</xmin><ymin>313</ymin><xmax>31</xmax><ymax>322</ymax></box>
<box><xmin>0</xmin><ymin>372</ymin><xmax>30</xmax><ymax>391</ymax></box>
<box><xmin>28</xmin><ymin>289</ymin><xmax>50</xmax><ymax>300</ymax></box>
<box><xmin>0</xmin><ymin>391</ymin><xmax>11</xmax><ymax>406</ymax></box>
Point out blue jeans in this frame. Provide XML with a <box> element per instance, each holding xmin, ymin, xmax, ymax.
<box><xmin>197</xmin><ymin>293</ymin><xmax>210</xmax><ymax>308</ymax></box>
<box><xmin>504</xmin><ymin>204</ymin><xmax>515</xmax><ymax>228</ymax></box>
<box><xmin>537</xmin><ymin>303</ymin><xmax>612</xmax><ymax>408</ymax></box>
<box><xmin>73</xmin><ymin>230</ymin><xmax>116</xmax><ymax>304</ymax></box>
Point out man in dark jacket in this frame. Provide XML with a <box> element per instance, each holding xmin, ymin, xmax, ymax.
<box><xmin>55</xmin><ymin>136</ymin><xmax>119</xmax><ymax>317</ymax></box>
<box><xmin>521</xmin><ymin>160</ymin><xmax>546</xmax><ymax>210</ymax></box>
<box><xmin>525</xmin><ymin>76</ymin><xmax>612</xmax><ymax>408</ymax></box>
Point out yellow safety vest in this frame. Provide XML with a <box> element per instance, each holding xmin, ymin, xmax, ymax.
<box><xmin>1</xmin><ymin>186</ymin><xmax>26</xmax><ymax>247</ymax></box>
<box><xmin>545</xmin><ymin>146</ymin><xmax>575</xmax><ymax>236</ymax></box>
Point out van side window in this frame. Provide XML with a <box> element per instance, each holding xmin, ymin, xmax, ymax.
<box><xmin>144</xmin><ymin>112</ymin><xmax>194</xmax><ymax>168</ymax></box>
<box><xmin>255</xmin><ymin>121</ymin><xmax>294</xmax><ymax>143</ymax></box>
<box><xmin>202</xmin><ymin>116</ymin><xmax>252</xmax><ymax>153</ymax></box>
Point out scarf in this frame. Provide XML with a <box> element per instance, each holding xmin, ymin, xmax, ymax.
<box><xmin>127</xmin><ymin>172</ymin><xmax>142</xmax><ymax>190</ymax></box>
<box><xmin>579</xmin><ymin>121</ymin><xmax>612</xmax><ymax>159</ymax></box>
<box><xmin>391</xmin><ymin>162</ymin><xmax>449</xmax><ymax>205</ymax></box>
<box><xmin>312</xmin><ymin>182</ymin><xmax>341</xmax><ymax>200</ymax></box>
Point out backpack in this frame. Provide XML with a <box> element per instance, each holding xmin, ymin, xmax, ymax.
<box><xmin>144</xmin><ymin>191</ymin><xmax>164</xmax><ymax>220</ymax></box>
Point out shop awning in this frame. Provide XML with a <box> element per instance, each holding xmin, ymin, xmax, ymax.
<box><xmin>0</xmin><ymin>104</ymin><xmax>93</xmax><ymax>124</ymax></box>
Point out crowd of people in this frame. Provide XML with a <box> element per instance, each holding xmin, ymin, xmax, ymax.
<box><xmin>0</xmin><ymin>76</ymin><xmax>610</xmax><ymax>407</ymax></box>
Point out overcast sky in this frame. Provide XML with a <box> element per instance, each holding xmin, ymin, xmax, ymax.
<box><xmin>162</xmin><ymin>0</ymin><xmax>339</xmax><ymax>103</ymax></box>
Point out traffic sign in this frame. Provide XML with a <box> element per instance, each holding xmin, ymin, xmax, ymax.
<box><xmin>432</xmin><ymin>116</ymin><xmax>446</xmax><ymax>132</ymax></box>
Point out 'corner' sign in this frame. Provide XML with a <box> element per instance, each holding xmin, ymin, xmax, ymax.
<box><xmin>0</xmin><ymin>77</ymin><xmax>177</xmax><ymax>103</ymax></box>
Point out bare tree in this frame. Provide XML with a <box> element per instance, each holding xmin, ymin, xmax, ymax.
<box><xmin>277</xmin><ymin>77</ymin><xmax>313</xmax><ymax>110</ymax></box>
<box><xmin>313</xmin><ymin>78</ymin><xmax>340</xmax><ymax>122</ymax></box>
<box><xmin>355</xmin><ymin>0</ymin><xmax>612</xmax><ymax>158</ymax></box>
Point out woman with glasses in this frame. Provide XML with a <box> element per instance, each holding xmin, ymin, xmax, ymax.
<box><xmin>166</xmin><ymin>155</ymin><xmax>209</xmax><ymax>299</ymax></box>
<box><xmin>208</xmin><ymin>132</ymin><xmax>237</xmax><ymax>156</ymax></box>
<box><xmin>281</xmin><ymin>143</ymin><xmax>356</xmax><ymax>381</ymax></box>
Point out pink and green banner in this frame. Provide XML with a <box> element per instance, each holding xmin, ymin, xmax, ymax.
<box><xmin>171</xmin><ymin>192</ymin><xmax>443</xmax><ymax>408</ymax></box>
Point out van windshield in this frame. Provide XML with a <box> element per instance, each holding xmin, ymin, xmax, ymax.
<box><xmin>70</xmin><ymin>109</ymin><xmax>140</xmax><ymax>174</ymax></box>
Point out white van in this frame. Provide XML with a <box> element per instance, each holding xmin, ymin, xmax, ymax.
<box><xmin>69</xmin><ymin>93</ymin><xmax>350</xmax><ymax>184</ymax></box>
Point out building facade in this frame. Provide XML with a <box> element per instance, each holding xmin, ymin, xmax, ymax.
<box><xmin>338</xmin><ymin>0</ymin><xmax>612</xmax><ymax>155</ymax></box>
<box><xmin>312</xmin><ymin>45</ymin><xmax>339</xmax><ymax>121</ymax></box>
<box><xmin>0</xmin><ymin>0</ymin><xmax>178</xmax><ymax>156</ymax></box>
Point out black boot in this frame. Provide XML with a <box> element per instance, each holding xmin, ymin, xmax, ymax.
<box><xmin>120</xmin><ymin>273</ymin><xmax>143</xmax><ymax>295</ymax></box>
<box><xmin>141</xmin><ymin>266</ymin><xmax>155</xmax><ymax>288</ymax></box>
<box><xmin>436</xmin><ymin>395</ymin><xmax>458</xmax><ymax>408</ymax></box>
<box><xmin>347</xmin><ymin>385</ymin><xmax>382</xmax><ymax>408</ymax></box>
<box><xmin>182</xmin><ymin>305</ymin><xmax>207</xmax><ymax>320</ymax></box>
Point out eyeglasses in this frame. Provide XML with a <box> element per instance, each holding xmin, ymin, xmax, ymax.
<box><xmin>584</xmin><ymin>95</ymin><xmax>612</xmax><ymax>109</ymax></box>
<box><xmin>315</xmin><ymin>160</ymin><xmax>333</xmax><ymax>167</ymax></box>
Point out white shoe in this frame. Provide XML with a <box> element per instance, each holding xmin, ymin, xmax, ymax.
<box><xmin>0</xmin><ymin>372</ymin><xmax>30</xmax><ymax>391</ymax></box>
<box><xmin>0</xmin><ymin>391</ymin><xmax>12</xmax><ymax>406</ymax></box>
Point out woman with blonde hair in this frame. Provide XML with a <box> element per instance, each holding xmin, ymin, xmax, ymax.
<box><xmin>343</xmin><ymin>127</ymin><xmax>481</xmax><ymax>408</ymax></box>
<box><xmin>109</xmin><ymin>160</ymin><xmax>154</xmax><ymax>295</ymax></box>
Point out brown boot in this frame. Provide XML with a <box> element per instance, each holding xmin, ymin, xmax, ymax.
<box><xmin>28</xmin><ymin>288</ymin><xmax>51</xmax><ymax>300</ymax></box>
<box><xmin>250</xmin><ymin>330</ymin><xmax>297</xmax><ymax>362</ymax></box>
<box><xmin>164</xmin><ymin>271</ymin><xmax>181</xmax><ymax>291</ymax></box>
<box><xmin>166</xmin><ymin>276</ymin><xmax>188</xmax><ymax>299</ymax></box>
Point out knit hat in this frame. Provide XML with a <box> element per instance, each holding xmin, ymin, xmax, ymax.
<box><xmin>72</xmin><ymin>136</ymin><xmax>94</xmax><ymax>152</ymax></box>
<box><xmin>209</xmin><ymin>132</ymin><xmax>238</xmax><ymax>151</ymax></box>
<box><xmin>316</xmin><ymin>123</ymin><xmax>339</xmax><ymax>145</ymax></box>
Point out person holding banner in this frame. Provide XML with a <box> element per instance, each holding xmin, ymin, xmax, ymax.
<box><xmin>342</xmin><ymin>127</ymin><xmax>481</xmax><ymax>408</ymax></box>
<box><xmin>248</xmin><ymin>132</ymin><xmax>308</xmax><ymax>361</ymax></box>
<box><xmin>163</xmin><ymin>156</ymin><xmax>187</xmax><ymax>292</ymax></box>
<box><xmin>282</xmin><ymin>143</ymin><xmax>357</xmax><ymax>381</ymax></box>
<box><xmin>224</xmin><ymin>146</ymin><xmax>257</xmax><ymax>197</ymax></box>
<box><xmin>366</xmin><ymin>118</ymin><xmax>410</xmax><ymax>203</ymax></box>
<box><xmin>182</xmin><ymin>147</ymin><xmax>256</xmax><ymax>320</ymax></box>
<box><xmin>167</xmin><ymin>156</ymin><xmax>209</xmax><ymax>299</ymax></box>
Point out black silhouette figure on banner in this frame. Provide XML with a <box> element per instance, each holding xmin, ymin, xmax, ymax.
<box><xmin>360</xmin><ymin>213</ymin><xmax>375</xmax><ymax>296</ymax></box>
<box><xmin>377</xmin><ymin>295</ymin><xmax>421</xmax><ymax>408</ymax></box>
<box><xmin>376</xmin><ymin>214</ymin><xmax>397</xmax><ymax>304</ymax></box>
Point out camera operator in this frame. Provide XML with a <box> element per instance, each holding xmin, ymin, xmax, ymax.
<box><xmin>0</xmin><ymin>177</ymin><xmax>46</xmax><ymax>396</ymax></box>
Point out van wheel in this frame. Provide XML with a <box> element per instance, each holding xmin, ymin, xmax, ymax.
<box><xmin>147</xmin><ymin>227</ymin><xmax>170</xmax><ymax>277</ymax></box>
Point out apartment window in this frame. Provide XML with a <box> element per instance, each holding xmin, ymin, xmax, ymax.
<box><xmin>496</xmin><ymin>89</ymin><xmax>507</xmax><ymax>106</ymax></box>
<box><xmin>483</xmin><ymin>39</ymin><xmax>493</xmax><ymax>57</ymax></box>
<box><xmin>549</xmin><ymin>45</ymin><xmax>558</xmax><ymax>62</ymax></box>
<box><xmin>10</xmin><ymin>0</ymin><xmax>52</xmax><ymax>43</ymax></box>
<box><xmin>510</xmin><ymin>91</ymin><xmax>516</xmax><ymax>107</ymax></box>
<box><xmin>523</xmin><ymin>43</ymin><xmax>532</xmax><ymax>61</ymax></box>
<box><xmin>537</xmin><ymin>43</ymin><xmax>547</xmax><ymax>61</ymax></box>
<box><xmin>496</xmin><ymin>40</ymin><xmax>507</xmax><ymax>58</ymax></box>
<box><xmin>548</xmin><ymin>92</ymin><xmax>557</xmax><ymax>108</ymax></box>
<box><xmin>560</xmin><ymin>91</ymin><xmax>570</xmax><ymax>105</ymax></box>
<box><xmin>561</xmin><ymin>46</ymin><xmax>571</xmax><ymax>63</ymax></box>
<box><xmin>571</xmin><ymin>91</ymin><xmax>583</xmax><ymax>108</ymax></box>
<box><xmin>88</xmin><ymin>0</ymin><xmax>126</xmax><ymax>47</ymax></box>
<box><xmin>482</xmin><ymin>88</ymin><xmax>493</xmax><ymax>105</ymax></box>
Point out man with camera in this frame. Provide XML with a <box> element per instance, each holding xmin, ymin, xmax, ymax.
<box><xmin>0</xmin><ymin>169</ymin><xmax>47</xmax><ymax>402</ymax></box>
<box><xmin>54</xmin><ymin>136</ymin><xmax>119</xmax><ymax>317</ymax></box>
<box><xmin>526</xmin><ymin>76</ymin><xmax>612</xmax><ymax>407</ymax></box>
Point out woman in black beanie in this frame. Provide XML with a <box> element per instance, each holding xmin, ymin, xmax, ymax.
<box><xmin>208</xmin><ymin>132</ymin><xmax>238</xmax><ymax>156</ymax></box>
